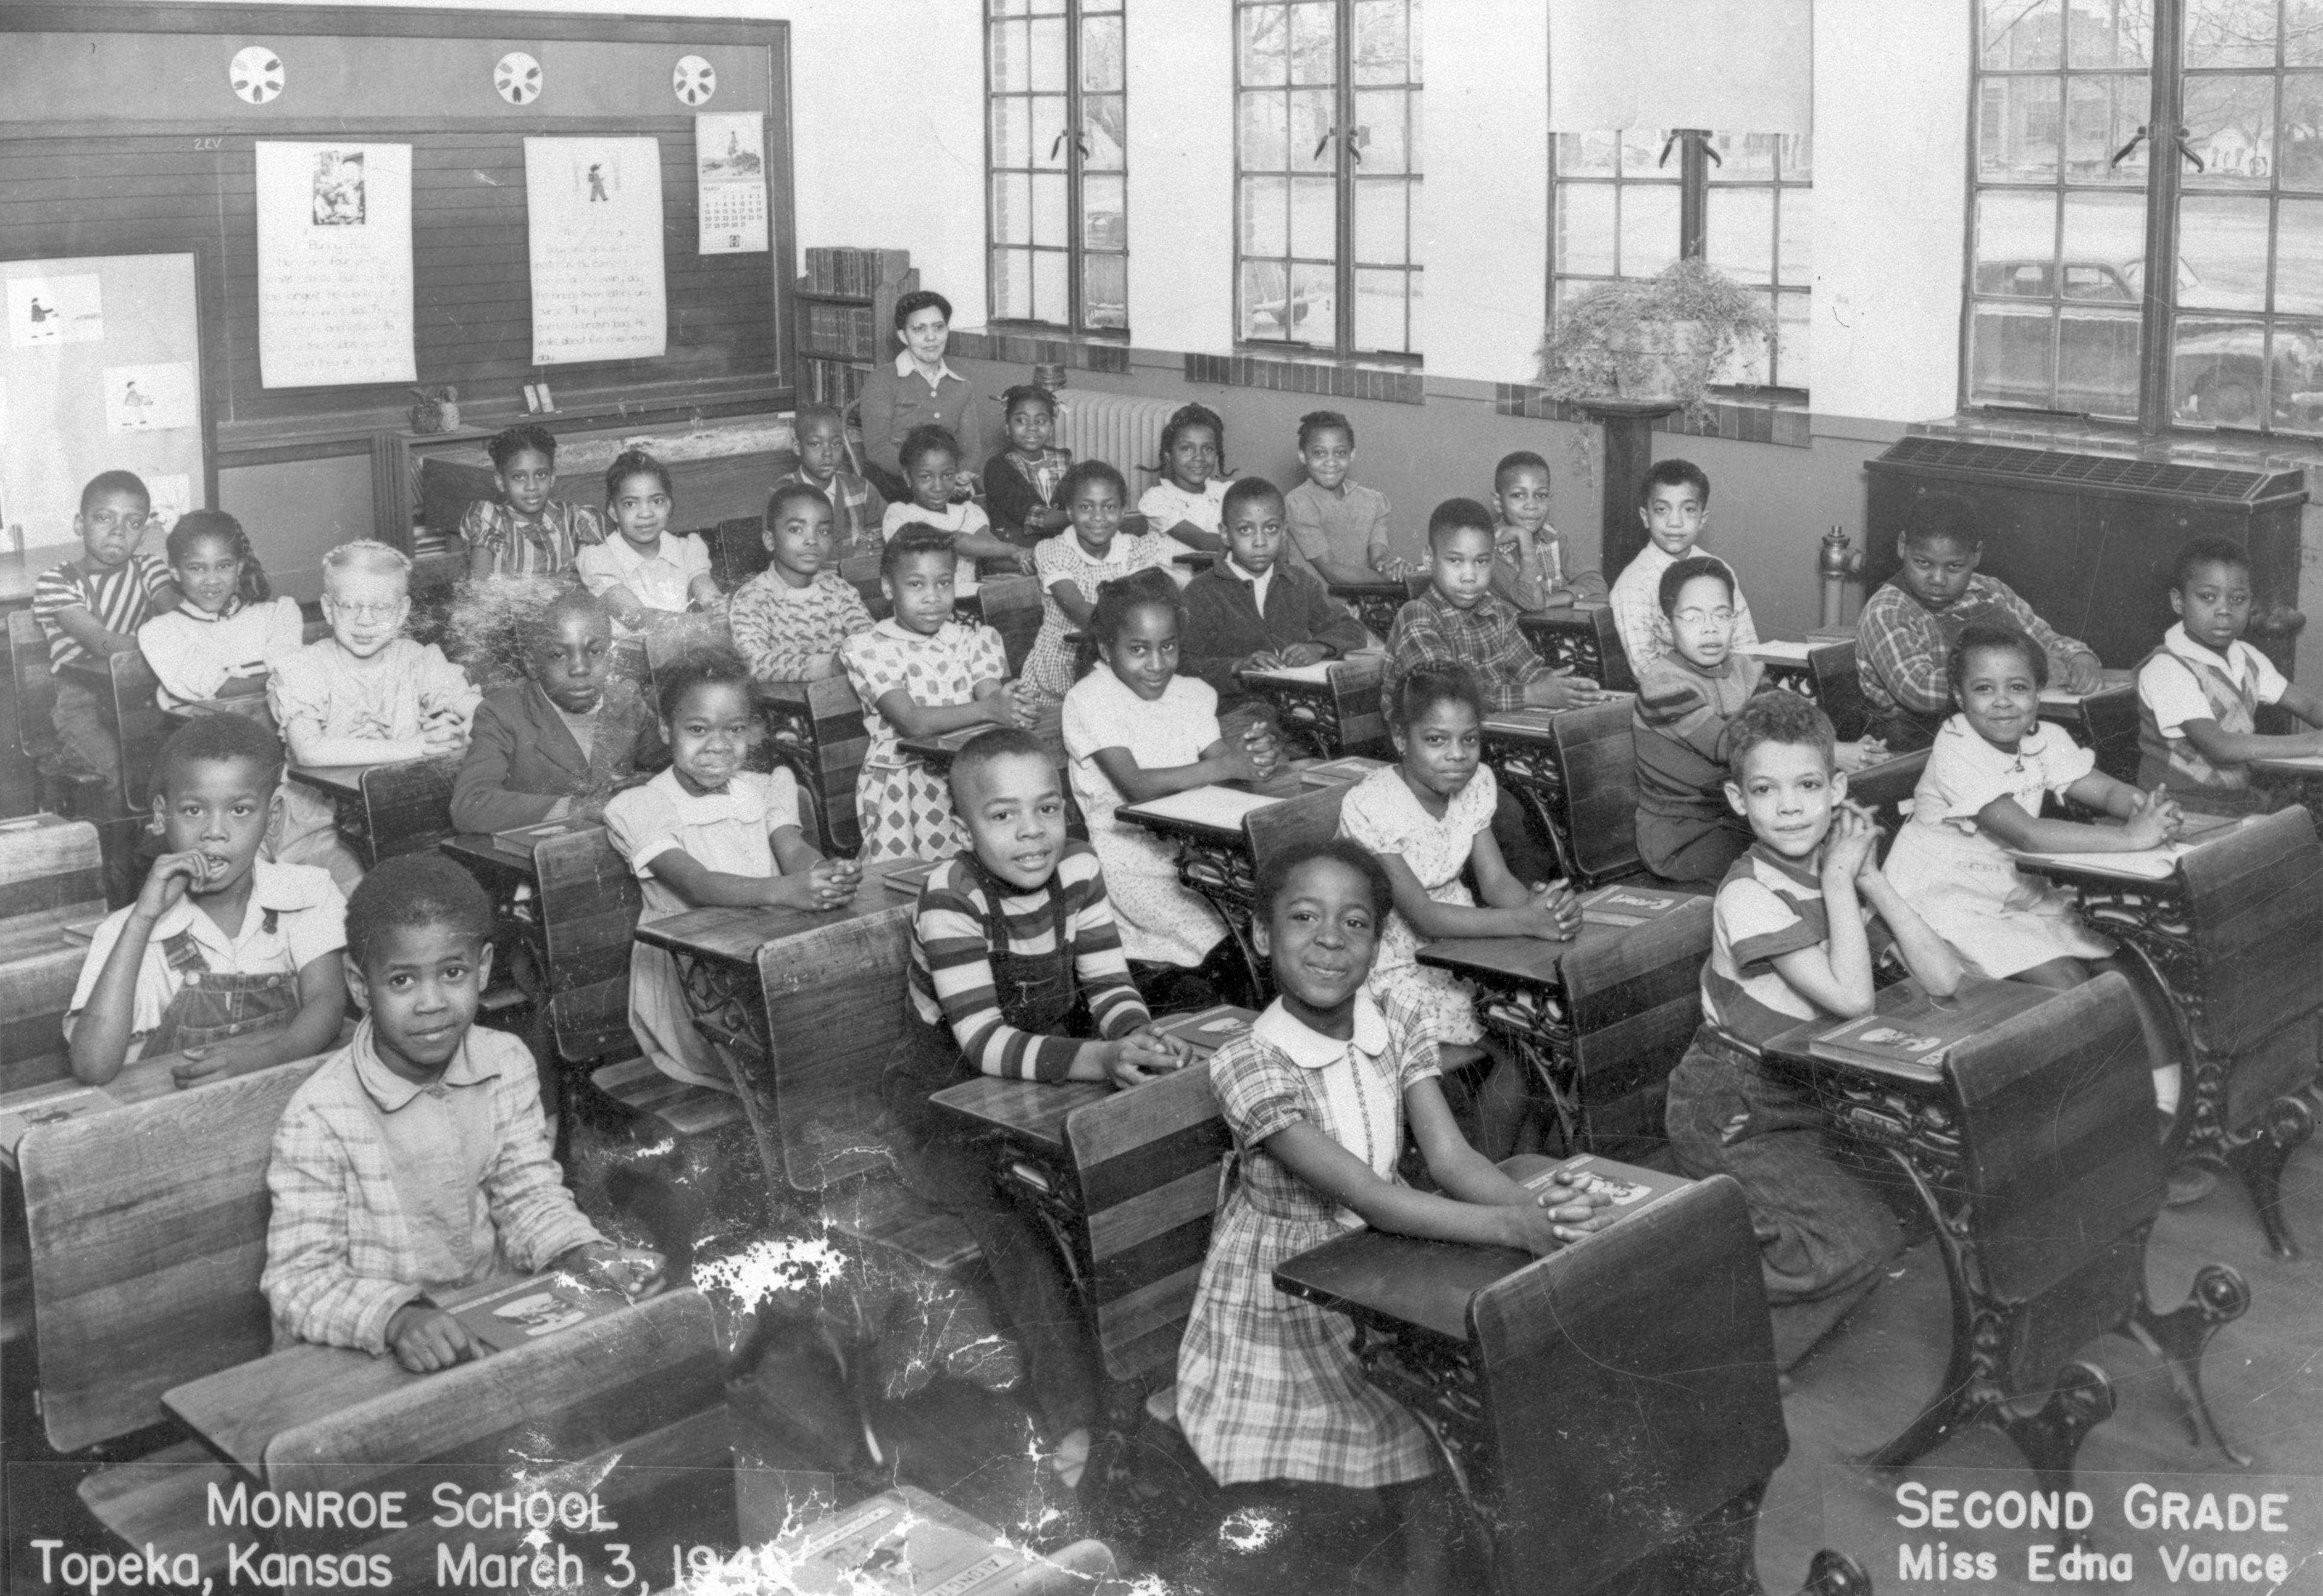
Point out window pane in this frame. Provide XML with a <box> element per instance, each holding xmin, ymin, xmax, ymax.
<box><xmin>2283</xmin><ymin>73</ymin><xmax>2323</xmax><ymax>186</ymax></box>
<box><xmin>992</xmin><ymin>0</ymin><xmax>1030</xmax><ymax>16</ymax></box>
<box><xmin>1084</xmin><ymin>94</ymin><xmax>1126</xmax><ymax>170</ymax></box>
<box><xmin>1776</xmin><ymin>290</ymin><xmax>1811</xmax><ymax>390</ymax></box>
<box><xmin>1241</xmin><ymin>175</ymin><xmax>1289</xmax><ymax>256</ymax></box>
<box><xmin>1356</xmin><ymin>89</ymin><xmax>1407</xmax><ymax>172</ymax></box>
<box><xmin>1290</xmin><ymin>174</ymin><xmax>1337</xmax><ymax>257</ymax></box>
<box><xmin>1618</xmin><ymin>184</ymin><xmax>1681</xmax><ymax>277</ymax></box>
<box><xmin>2174</xmin><ymin>315</ymin><xmax>2272</xmax><ymax>422</ymax></box>
<box><xmin>2066</xmin><ymin>0</ymin><xmax>2151</xmax><ymax>66</ymax></box>
<box><xmin>1708</xmin><ymin>132</ymin><xmax>1778</xmax><ymax>183</ymax></box>
<box><xmin>2182</xmin><ymin>73</ymin><xmax>2277</xmax><ymax>187</ymax></box>
<box><xmin>1289</xmin><ymin>261</ymin><xmax>1336</xmax><ymax>341</ymax></box>
<box><xmin>1033</xmin><ymin>248</ymin><xmax>1068</xmax><ymax>325</ymax></box>
<box><xmin>2067</xmin><ymin>74</ymin><xmax>2149</xmax><ymax>183</ymax></box>
<box><xmin>1029</xmin><ymin>0</ymin><xmax>1064</xmax><ymax>13</ymax></box>
<box><xmin>1031</xmin><ymin>93</ymin><xmax>1068</xmax><ymax>171</ymax></box>
<box><xmin>1082</xmin><ymin>14</ymin><xmax>1123</xmax><ymax>92</ymax></box>
<box><xmin>2267</xmin><ymin>319</ymin><xmax>2323</xmax><ymax>425</ymax></box>
<box><xmin>2278</xmin><ymin>196</ymin><xmax>2323</xmax><ymax>308</ymax></box>
<box><xmin>1290</xmin><ymin>88</ymin><xmax>1337</xmax><ymax>170</ymax></box>
<box><xmin>2060</xmin><ymin>189</ymin><xmax>2148</xmax><ymax>286</ymax></box>
<box><xmin>1032</xmin><ymin>172</ymin><xmax>1068</xmax><ymax>245</ymax></box>
<box><xmin>1557</xmin><ymin>183</ymin><xmax>1618</xmax><ymax>276</ymax></box>
<box><xmin>1621</xmin><ymin>129</ymin><xmax>1674</xmax><ymax>177</ymax></box>
<box><xmin>1409</xmin><ymin>90</ymin><xmax>1423</xmax><ymax>168</ymax></box>
<box><xmin>1027</xmin><ymin>16</ymin><xmax>1067</xmax><ymax>93</ymax></box>
<box><xmin>1083</xmin><ymin>174</ymin><xmax>1125</xmax><ymax>251</ymax></box>
<box><xmin>2178</xmin><ymin>192</ymin><xmax>2273</xmax><ymax>309</ymax></box>
<box><xmin>1354</xmin><ymin>0</ymin><xmax>1410</xmax><ymax>83</ymax></box>
<box><xmin>993</xmin><ymin>172</ymin><xmax>1033</xmax><ymax>245</ymax></box>
<box><xmin>2187</xmin><ymin>0</ymin><xmax>2277</xmax><ymax>67</ymax></box>
<box><xmin>990</xmin><ymin>21</ymin><xmax>1030</xmax><ymax>93</ymax></box>
<box><xmin>1779</xmin><ymin>189</ymin><xmax>1812</xmax><ymax>285</ymax></box>
<box><xmin>993</xmin><ymin>247</ymin><xmax>1035</xmax><ymax>320</ymax></box>
<box><xmin>1083</xmin><ymin>253</ymin><xmax>1128</xmax><ymax>330</ymax></box>
<box><xmin>1716</xmin><ymin>292</ymin><xmax>1772</xmax><ymax>385</ymax></box>
<box><xmin>1241</xmin><ymin>91</ymin><xmax>1290</xmax><ymax>169</ymax></box>
<box><xmin>1975</xmin><ymin>188</ymin><xmax>2060</xmax><ymax>286</ymax></box>
<box><xmin>2291</xmin><ymin>0</ymin><xmax>2323</xmax><ymax>63</ymax></box>
<box><xmin>2057</xmin><ymin>306</ymin><xmax>2142</xmax><ymax>412</ymax></box>
<box><xmin>1707</xmin><ymin>188</ymin><xmax>1774</xmax><ymax>284</ymax></box>
<box><xmin>1241</xmin><ymin>259</ymin><xmax>1290</xmax><ymax>339</ymax></box>
<box><xmin>1969</xmin><ymin>301</ymin><xmax>2059</xmax><ymax>404</ymax></box>
<box><xmin>1355</xmin><ymin>267</ymin><xmax>1410</xmax><ymax>352</ymax></box>
<box><xmin>1290</xmin><ymin>1</ymin><xmax>1336</xmax><ymax>83</ymax></box>
<box><xmin>1355</xmin><ymin>176</ymin><xmax>1409</xmax><ymax>264</ymax></box>
<box><xmin>1557</xmin><ymin>131</ymin><xmax>1618</xmax><ymax>177</ymax></box>
<box><xmin>993</xmin><ymin>97</ymin><xmax>1031</xmax><ymax>169</ymax></box>
<box><xmin>1982</xmin><ymin>0</ymin><xmax>2062</xmax><ymax>69</ymax></box>
<box><xmin>1979</xmin><ymin>76</ymin><xmax>2062</xmax><ymax>180</ymax></box>
<box><xmin>1240</xmin><ymin>5</ymin><xmax>1289</xmax><ymax>86</ymax></box>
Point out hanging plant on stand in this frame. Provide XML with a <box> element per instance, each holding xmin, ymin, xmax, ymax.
<box><xmin>1534</xmin><ymin>258</ymin><xmax>1771</xmax><ymax>576</ymax></box>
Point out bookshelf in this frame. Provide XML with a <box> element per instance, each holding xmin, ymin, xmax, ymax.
<box><xmin>794</xmin><ymin>247</ymin><xmax>916</xmax><ymax>412</ymax></box>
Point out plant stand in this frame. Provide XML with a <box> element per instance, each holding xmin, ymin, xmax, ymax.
<box><xmin>1584</xmin><ymin>399</ymin><xmax>1679</xmax><ymax>580</ymax></box>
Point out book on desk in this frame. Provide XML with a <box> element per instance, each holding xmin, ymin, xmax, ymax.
<box><xmin>0</xmin><ymin>1083</ymin><xmax>122</xmax><ymax>1157</ymax></box>
<box><xmin>1298</xmin><ymin>756</ymin><xmax>1387</xmax><ymax>788</ymax></box>
<box><xmin>2008</xmin><ymin>809</ymin><xmax>2244</xmax><ymax>881</ymax></box>
<box><xmin>1743</xmin><ymin>640</ymin><xmax>1817</xmax><ymax>665</ymax></box>
<box><xmin>1578</xmin><ymin>881</ymin><xmax>1690</xmax><ymax>928</ymax></box>
<box><xmin>1798</xmin><ymin>978</ymin><xmax>2056</xmax><ymax>1084</ymax></box>
<box><xmin>1240</xmin><ymin>662</ymin><xmax>1336</xmax><ymax>685</ymax></box>
<box><xmin>443</xmin><ymin>1255</ymin><xmax>659</xmax><ymax>1352</ymax></box>
<box><xmin>1151</xmin><ymin>1002</ymin><xmax>1256</xmax><ymax>1053</ymax></box>
<box><xmin>1118</xmin><ymin>784</ymin><xmax>1286</xmax><ymax>830</ymax></box>
<box><xmin>489</xmin><ymin>818</ymin><xmax>581</xmax><ymax>860</ymax></box>
<box><xmin>880</xmin><ymin>859</ymin><xmax>941</xmax><ymax>895</ymax></box>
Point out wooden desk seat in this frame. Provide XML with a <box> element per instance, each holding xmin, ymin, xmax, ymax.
<box><xmin>8</xmin><ymin>607</ymin><xmax>59</xmax><ymax>770</ymax></box>
<box><xmin>754</xmin><ymin>675</ymin><xmax>870</xmax><ymax>857</ymax></box>
<box><xmin>1517</xmin><ymin>601</ymin><xmax>1633</xmax><ymax>693</ymax></box>
<box><xmin>1217</xmin><ymin>783</ymin><xmax>1349</xmax><ymax>1004</ymax></box>
<box><xmin>1545</xmin><ymin>700</ymin><xmax>1647</xmax><ymax>887</ymax></box>
<box><xmin>292</xmin><ymin>756</ymin><xmax>462</xmax><ymax>871</ymax></box>
<box><xmin>1324</xmin><ymin>575</ymin><xmax>1419</xmax><ymax>643</ymax></box>
<box><xmin>977</xmin><ymin>571</ymin><xmax>1044</xmax><ymax>677</ymax></box>
<box><xmin>1238</xmin><ymin>656</ymin><xmax>1387</xmax><ymax>761</ymax></box>
<box><xmin>2048</xmin><ymin>684</ymin><xmax>2140</xmax><ymax>784</ymax></box>
<box><xmin>0</xmin><ymin>815</ymin><xmax>106</xmax><ymax>1094</ymax></box>
<box><xmin>1848</xmin><ymin>747</ymin><xmax>1930</xmax><ymax>854</ymax></box>
<box><xmin>105</xmin><ymin>647</ymin><xmax>169</xmax><ymax>814</ymax></box>
<box><xmin>710</xmin><ymin>513</ymin><xmax>771</xmax><ymax>589</ymax></box>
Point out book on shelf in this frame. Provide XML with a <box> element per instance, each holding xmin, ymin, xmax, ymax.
<box><xmin>447</xmin><ymin>1266</ymin><xmax>647</xmax><ymax>1353</ymax></box>
<box><xmin>1152</xmin><ymin>1004</ymin><xmax>1258</xmax><ymax>1056</ymax></box>
<box><xmin>1578</xmin><ymin>882</ymin><xmax>1692</xmax><ymax>929</ymax></box>
<box><xmin>802</xmin><ymin>247</ymin><xmax>912</xmax><ymax>298</ymax></box>
<box><xmin>1802</xmin><ymin>978</ymin><xmax>2054</xmax><ymax>1082</ymax></box>
<box><xmin>1</xmin><ymin>1084</ymin><xmax>123</xmax><ymax>1157</ymax></box>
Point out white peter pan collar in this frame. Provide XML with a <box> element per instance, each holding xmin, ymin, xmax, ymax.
<box><xmin>1253</xmin><ymin>992</ymin><xmax>1391</xmax><ymax>1070</ymax></box>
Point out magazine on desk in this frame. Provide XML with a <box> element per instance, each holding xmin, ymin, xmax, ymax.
<box><xmin>1803</xmin><ymin>979</ymin><xmax>2054</xmax><ymax>1082</ymax></box>
<box><xmin>1578</xmin><ymin>881</ymin><xmax>1691</xmax><ymax>928</ymax></box>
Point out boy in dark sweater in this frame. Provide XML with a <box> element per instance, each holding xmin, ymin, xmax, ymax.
<box><xmin>1180</xmin><ymin>477</ymin><xmax>1368</xmax><ymax>712</ymax></box>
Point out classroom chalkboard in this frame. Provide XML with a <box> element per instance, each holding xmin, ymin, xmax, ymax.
<box><xmin>0</xmin><ymin>5</ymin><xmax>795</xmax><ymax>452</ymax></box>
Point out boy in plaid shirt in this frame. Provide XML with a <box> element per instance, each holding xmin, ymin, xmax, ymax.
<box><xmin>263</xmin><ymin>856</ymin><xmax>657</xmax><ymax>1370</ymax></box>
<box><xmin>1386</xmin><ymin>497</ymin><xmax>1610</xmax><ymax>715</ymax></box>
<box><xmin>728</xmin><ymin>483</ymin><xmax>875</xmax><ymax>682</ymax></box>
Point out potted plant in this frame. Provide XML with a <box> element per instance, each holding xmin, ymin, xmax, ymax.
<box><xmin>1534</xmin><ymin>258</ymin><xmax>1772</xmax><ymax>575</ymax></box>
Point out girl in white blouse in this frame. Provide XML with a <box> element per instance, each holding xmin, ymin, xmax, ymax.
<box><xmin>1137</xmin><ymin>402</ymin><xmax>1231</xmax><ymax>567</ymax></box>
<box><xmin>137</xmin><ymin>511</ymin><xmax>304</xmax><ymax>711</ymax></box>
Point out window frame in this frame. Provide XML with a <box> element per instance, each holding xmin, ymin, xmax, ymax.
<box><xmin>1230</xmin><ymin>0</ymin><xmax>1425</xmax><ymax>362</ymax></box>
<box><xmin>982</xmin><ymin>0</ymin><xmax>1129</xmax><ymax>339</ymax></box>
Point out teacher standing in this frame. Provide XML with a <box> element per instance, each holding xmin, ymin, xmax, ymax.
<box><xmin>856</xmin><ymin>289</ymin><xmax>990</xmax><ymax>500</ymax></box>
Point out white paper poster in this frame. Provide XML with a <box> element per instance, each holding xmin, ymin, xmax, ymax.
<box><xmin>695</xmin><ymin>113</ymin><xmax>768</xmax><ymax>255</ymax></box>
<box><xmin>526</xmin><ymin>137</ymin><xmax>668</xmax><ymax>365</ymax></box>
<box><xmin>139</xmin><ymin>473</ymin><xmax>192</xmax><ymax>536</ymax></box>
<box><xmin>7</xmin><ymin>275</ymin><xmax>103</xmax><ymax>347</ymax></box>
<box><xmin>255</xmin><ymin>142</ymin><xmax>416</xmax><ymax>388</ymax></box>
<box><xmin>103</xmin><ymin>362</ymin><xmax>198</xmax><ymax>434</ymax></box>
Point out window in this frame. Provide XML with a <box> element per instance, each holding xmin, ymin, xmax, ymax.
<box><xmin>1233</xmin><ymin>0</ymin><xmax>1423</xmax><ymax>357</ymax></box>
<box><xmin>986</xmin><ymin>0</ymin><xmax>1127</xmax><ymax>335</ymax></box>
<box><xmin>1551</xmin><ymin>131</ymin><xmax>1814</xmax><ymax>391</ymax></box>
<box><xmin>1969</xmin><ymin>0</ymin><xmax>2323</xmax><ymax>435</ymax></box>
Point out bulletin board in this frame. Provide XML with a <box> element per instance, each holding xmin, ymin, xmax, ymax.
<box><xmin>0</xmin><ymin>250</ymin><xmax>214</xmax><ymax>556</ymax></box>
<box><xmin>0</xmin><ymin>5</ymin><xmax>795</xmax><ymax>454</ymax></box>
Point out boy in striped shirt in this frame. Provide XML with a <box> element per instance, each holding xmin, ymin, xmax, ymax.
<box><xmin>881</xmin><ymin>727</ymin><xmax>1194</xmax><ymax>1492</ymax></box>
<box><xmin>33</xmin><ymin>470</ymin><xmax>179</xmax><ymax>779</ymax></box>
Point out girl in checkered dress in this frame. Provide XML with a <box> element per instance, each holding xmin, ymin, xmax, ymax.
<box><xmin>1173</xmin><ymin>838</ymin><xmax>1610</xmax><ymax>1515</ymax></box>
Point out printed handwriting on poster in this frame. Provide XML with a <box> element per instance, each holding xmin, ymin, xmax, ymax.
<box><xmin>694</xmin><ymin>113</ymin><xmax>768</xmax><ymax>255</ymax></box>
<box><xmin>526</xmin><ymin>138</ymin><xmax>668</xmax><ymax>365</ymax></box>
<box><xmin>255</xmin><ymin>143</ymin><xmax>416</xmax><ymax>388</ymax></box>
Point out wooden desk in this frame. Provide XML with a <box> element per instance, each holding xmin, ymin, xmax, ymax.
<box><xmin>753</xmin><ymin>675</ymin><xmax>871</xmax><ymax>857</ymax></box>
<box><xmin>1763</xmin><ymin>974</ymin><xmax>2251</xmax><ymax>1486</ymax></box>
<box><xmin>1235</xmin><ymin>656</ymin><xmax>1387</xmax><ymax>760</ymax></box>
<box><xmin>897</xmin><ymin>700</ymin><xmax>1067</xmax><ymax>769</ymax></box>
<box><xmin>292</xmin><ymin>755</ymin><xmax>462</xmax><ymax>869</ymax></box>
<box><xmin>436</xmin><ymin>829</ymin><xmax>552</xmax><ymax>1015</ymax></box>
<box><xmin>1476</xmin><ymin>699</ymin><xmax>1639</xmax><ymax>886</ymax></box>
<box><xmin>1416</xmin><ymin>886</ymin><xmax>1711</xmax><ymax>1156</ymax></box>
<box><xmin>1746</xmin><ymin>636</ymin><xmax>1871</xmax><ymax>743</ymax></box>
<box><xmin>1325</xmin><ymin>577</ymin><xmax>1412</xmax><ymax>641</ymax></box>
<box><xmin>2039</xmin><ymin>675</ymin><xmax>2139</xmax><ymax>783</ymax></box>
<box><xmin>2013</xmin><ymin>806</ymin><xmax>2319</xmax><ymax>1257</ymax></box>
<box><xmin>2253</xmin><ymin>750</ymin><xmax>2323</xmax><ymax>817</ymax></box>
<box><xmin>1275</xmin><ymin>1156</ymin><xmax>1803</xmax><ymax>1596</ymax></box>
<box><xmin>1516</xmin><ymin>602</ymin><xmax>1632</xmax><ymax>693</ymax></box>
<box><xmin>1117</xmin><ymin>780</ymin><xmax>1330</xmax><ymax>1006</ymax></box>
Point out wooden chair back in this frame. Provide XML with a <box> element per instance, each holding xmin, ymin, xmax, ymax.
<box><xmin>1944</xmin><ymin>972</ymin><xmax>2161</xmax><ymax>1310</ymax></box>
<box><xmin>263</xmin><ymin>1289</ymin><xmax>733</xmax><ymax>1566</ymax></box>
<box><xmin>754</xmin><ymin>907</ymin><xmax>917</xmax><ymax>1192</ymax></box>
<box><xmin>841</xmin><ymin>553</ymin><xmax>892</xmax><ymax>621</ymax></box>
<box><xmin>1547</xmin><ymin>701</ymin><xmax>1645</xmax><ymax>887</ymax></box>
<box><xmin>1557</xmin><ymin>895</ymin><xmax>1716</xmax><ymax>1157</ymax></box>
<box><xmin>107</xmin><ymin>649</ymin><xmax>168</xmax><ymax>813</ymax></box>
<box><xmin>1806</xmin><ymin>641</ymin><xmax>1872</xmax><ymax>742</ymax></box>
<box><xmin>2177</xmin><ymin>805</ymin><xmax>2322</xmax><ymax>1107</ymax></box>
<box><xmin>976</xmin><ymin>572</ymin><xmax>1044</xmax><ymax>676</ymax></box>
<box><xmin>1063</xmin><ymin>1060</ymin><xmax>1231</xmax><ymax>1382</ymax></box>
<box><xmin>755</xmin><ymin>675</ymin><xmax>870</xmax><ymax>857</ymax></box>
<box><xmin>1472</xmin><ymin>1172</ymin><xmax>1784</xmax><ymax>1596</ymax></box>
<box><xmin>535</xmin><ymin>826</ymin><xmax>647</xmax><ymax>1066</ymax></box>
<box><xmin>356</xmin><ymin>755</ymin><xmax>462</xmax><ymax>867</ymax></box>
<box><xmin>0</xmin><ymin>815</ymin><xmax>108</xmax><ymax>1092</ymax></box>
<box><xmin>19</xmin><ymin>1055</ymin><xmax>326</xmax><ymax>1450</ymax></box>
<box><xmin>8</xmin><ymin>607</ymin><xmax>58</xmax><ymax>764</ymax></box>
<box><xmin>710</xmin><ymin>513</ymin><xmax>771</xmax><ymax>589</ymax></box>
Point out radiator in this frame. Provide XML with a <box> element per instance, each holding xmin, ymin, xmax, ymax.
<box><xmin>1053</xmin><ymin>390</ymin><xmax>1179</xmax><ymax>491</ymax></box>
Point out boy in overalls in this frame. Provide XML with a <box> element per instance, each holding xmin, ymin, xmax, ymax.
<box><xmin>883</xmin><ymin>727</ymin><xmax>1194</xmax><ymax>1495</ymax></box>
<box><xmin>68</xmin><ymin>713</ymin><xmax>349</xmax><ymax>1087</ymax></box>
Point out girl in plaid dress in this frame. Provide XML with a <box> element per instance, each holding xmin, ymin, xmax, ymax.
<box><xmin>1174</xmin><ymin>839</ymin><xmax>1609</xmax><ymax>1520</ymax></box>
